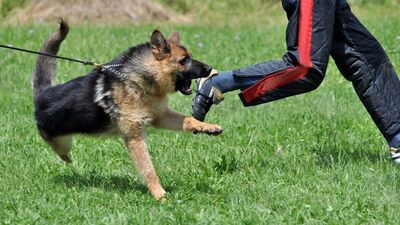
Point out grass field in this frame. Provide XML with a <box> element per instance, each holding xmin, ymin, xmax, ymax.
<box><xmin>1</xmin><ymin>5</ymin><xmax>400</xmax><ymax>224</ymax></box>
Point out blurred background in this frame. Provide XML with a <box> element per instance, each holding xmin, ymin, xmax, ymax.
<box><xmin>0</xmin><ymin>0</ymin><xmax>399</xmax><ymax>27</ymax></box>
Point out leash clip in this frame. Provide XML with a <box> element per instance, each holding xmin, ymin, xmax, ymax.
<box><xmin>93</xmin><ymin>62</ymin><xmax>103</xmax><ymax>68</ymax></box>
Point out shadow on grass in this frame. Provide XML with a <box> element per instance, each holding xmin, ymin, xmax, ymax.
<box><xmin>52</xmin><ymin>170</ymin><xmax>148</xmax><ymax>194</ymax></box>
<box><xmin>52</xmin><ymin>170</ymin><xmax>192</xmax><ymax>194</ymax></box>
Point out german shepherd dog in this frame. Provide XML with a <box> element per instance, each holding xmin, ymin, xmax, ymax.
<box><xmin>32</xmin><ymin>21</ymin><xmax>223</xmax><ymax>199</ymax></box>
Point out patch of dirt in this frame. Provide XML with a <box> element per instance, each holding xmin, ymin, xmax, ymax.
<box><xmin>5</xmin><ymin>0</ymin><xmax>192</xmax><ymax>25</ymax></box>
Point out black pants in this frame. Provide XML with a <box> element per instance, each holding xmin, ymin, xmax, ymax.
<box><xmin>233</xmin><ymin>0</ymin><xmax>400</xmax><ymax>140</ymax></box>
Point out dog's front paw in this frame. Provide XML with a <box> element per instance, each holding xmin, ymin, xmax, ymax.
<box><xmin>198</xmin><ymin>123</ymin><xmax>223</xmax><ymax>136</ymax></box>
<box><xmin>184</xmin><ymin>117</ymin><xmax>223</xmax><ymax>135</ymax></box>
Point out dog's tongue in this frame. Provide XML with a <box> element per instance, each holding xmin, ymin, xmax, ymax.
<box><xmin>179</xmin><ymin>79</ymin><xmax>192</xmax><ymax>95</ymax></box>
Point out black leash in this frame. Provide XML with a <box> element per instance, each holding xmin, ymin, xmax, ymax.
<box><xmin>0</xmin><ymin>44</ymin><xmax>101</xmax><ymax>67</ymax></box>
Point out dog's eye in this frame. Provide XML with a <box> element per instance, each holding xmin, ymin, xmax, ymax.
<box><xmin>179</xmin><ymin>56</ymin><xmax>191</xmax><ymax>65</ymax></box>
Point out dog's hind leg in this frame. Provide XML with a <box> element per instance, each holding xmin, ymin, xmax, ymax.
<box><xmin>47</xmin><ymin>135</ymin><xmax>73</xmax><ymax>163</ymax></box>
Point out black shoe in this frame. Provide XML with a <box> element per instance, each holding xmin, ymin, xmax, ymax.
<box><xmin>192</xmin><ymin>70</ymin><xmax>224</xmax><ymax>121</ymax></box>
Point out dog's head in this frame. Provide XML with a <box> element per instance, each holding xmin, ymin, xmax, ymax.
<box><xmin>150</xmin><ymin>30</ymin><xmax>212</xmax><ymax>95</ymax></box>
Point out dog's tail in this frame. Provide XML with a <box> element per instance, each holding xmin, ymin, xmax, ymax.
<box><xmin>32</xmin><ymin>19</ymin><xmax>69</xmax><ymax>97</ymax></box>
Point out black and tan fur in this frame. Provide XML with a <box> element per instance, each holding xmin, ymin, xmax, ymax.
<box><xmin>33</xmin><ymin>20</ymin><xmax>222</xmax><ymax>199</ymax></box>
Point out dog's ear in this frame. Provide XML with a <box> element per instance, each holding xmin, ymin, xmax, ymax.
<box><xmin>167</xmin><ymin>32</ymin><xmax>180</xmax><ymax>46</ymax></box>
<box><xmin>150</xmin><ymin>30</ymin><xmax>170</xmax><ymax>60</ymax></box>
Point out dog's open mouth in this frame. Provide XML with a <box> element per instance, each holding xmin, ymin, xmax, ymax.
<box><xmin>175</xmin><ymin>75</ymin><xmax>192</xmax><ymax>95</ymax></box>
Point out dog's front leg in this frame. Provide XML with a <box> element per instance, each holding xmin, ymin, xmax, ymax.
<box><xmin>122</xmin><ymin>125</ymin><xmax>166</xmax><ymax>200</ymax></box>
<box><xmin>153</xmin><ymin>108</ymin><xmax>223</xmax><ymax>135</ymax></box>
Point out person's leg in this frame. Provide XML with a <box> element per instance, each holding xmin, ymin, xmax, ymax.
<box><xmin>209</xmin><ymin>60</ymin><xmax>292</xmax><ymax>93</ymax></box>
<box><xmin>193</xmin><ymin>0</ymin><xmax>337</xmax><ymax>121</ymax></box>
<box><xmin>330</xmin><ymin>2</ymin><xmax>400</xmax><ymax>162</ymax></box>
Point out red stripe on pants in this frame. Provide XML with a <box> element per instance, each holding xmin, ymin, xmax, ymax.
<box><xmin>241</xmin><ymin>0</ymin><xmax>314</xmax><ymax>104</ymax></box>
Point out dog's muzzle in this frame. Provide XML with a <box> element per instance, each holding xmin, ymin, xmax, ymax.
<box><xmin>176</xmin><ymin>60</ymin><xmax>212</xmax><ymax>95</ymax></box>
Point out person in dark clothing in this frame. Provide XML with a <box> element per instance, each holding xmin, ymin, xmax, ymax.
<box><xmin>192</xmin><ymin>0</ymin><xmax>400</xmax><ymax>163</ymax></box>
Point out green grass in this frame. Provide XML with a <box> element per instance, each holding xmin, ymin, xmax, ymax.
<box><xmin>1</xmin><ymin>7</ymin><xmax>400</xmax><ymax>224</ymax></box>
